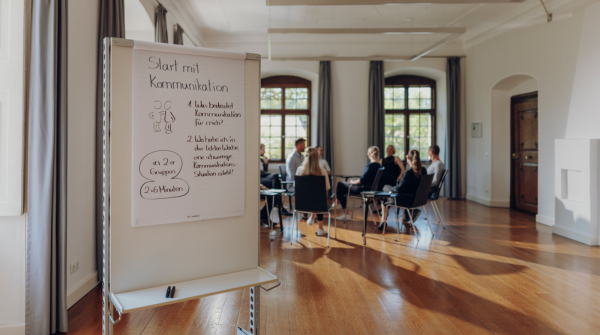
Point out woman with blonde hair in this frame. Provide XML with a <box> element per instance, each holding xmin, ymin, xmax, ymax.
<box><xmin>335</xmin><ymin>146</ymin><xmax>382</xmax><ymax>221</ymax></box>
<box><xmin>296</xmin><ymin>147</ymin><xmax>331</xmax><ymax>236</ymax></box>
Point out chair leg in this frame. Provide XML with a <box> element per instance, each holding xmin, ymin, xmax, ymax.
<box><xmin>423</xmin><ymin>205</ymin><xmax>434</xmax><ymax>237</ymax></box>
<box><xmin>433</xmin><ymin>201</ymin><xmax>445</xmax><ymax>228</ymax></box>
<box><xmin>334</xmin><ymin>211</ymin><xmax>337</xmax><ymax>239</ymax></box>
<box><xmin>395</xmin><ymin>207</ymin><xmax>401</xmax><ymax>245</ymax></box>
<box><xmin>326</xmin><ymin>214</ymin><xmax>331</xmax><ymax>248</ymax></box>
<box><xmin>291</xmin><ymin>210</ymin><xmax>297</xmax><ymax>244</ymax></box>
<box><xmin>368</xmin><ymin>202</ymin><xmax>377</xmax><ymax>226</ymax></box>
<box><xmin>407</xmin><ymin>209</ymin><xmax>419</xmax><ymax>241</ymax></box>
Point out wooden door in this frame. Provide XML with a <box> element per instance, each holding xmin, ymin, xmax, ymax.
<box><xmin>511</xmin><ymin>92</ymin><xmax>538</xmax><ymax>214</ymax></box>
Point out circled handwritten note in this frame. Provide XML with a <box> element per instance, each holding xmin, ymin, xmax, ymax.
<box><xmin>132</xmin><ymin>48</ymin><xmax>245</xmax><ymax>227</ymax></box>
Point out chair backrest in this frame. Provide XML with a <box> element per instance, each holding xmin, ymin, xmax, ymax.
<box><xmin>294</xmin><ymin>176</ymin><xmax>328</xmax><ymax>213</ymax></box>
<box><xmin>429</xmin><ymin>169</ymin><xmax>449</xmax><ymax>201</ymax></box>
<box><xmin>278</xmin><ymin>164</ymin><xmax>287</xmax><ymax>180</ymax></box>
<box><xmin>371</xmin><ymin>167</ymin><xmax>385</xmax><ymax>191</ymax></box>
<box><xmin>411</xmin><ymin>174</ymin><xmax>434</xmax><ymax>208</ymax></box>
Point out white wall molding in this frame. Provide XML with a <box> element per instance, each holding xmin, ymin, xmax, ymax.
<box><xmin>0</xmin><ymin>324</ymin><xmax>24</xmax><ymax>335</ymax></box>
<box><xmin>466</xmin><ymin>193</ymin><xmax>509</xmax><ymax>207</ymax></box>
<box><xmin>536</xmin><ymin>214</ymin><xmax>555</xmax><ymax>226</ymax></box>
<box><xmin>552</xmin><ymin>225</ymin><xmax>600</xmax><ymax>246</ymax></box>
<box><xmin>67</xmin><ymin>272</ymin><xmax>100</xmax><ymax>309</ymax></box>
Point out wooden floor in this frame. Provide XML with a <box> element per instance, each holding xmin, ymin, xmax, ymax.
<box><xmin>63</xmin><ymin>198</ymin><xmax>600</xmax><ymax>335</ymax></box>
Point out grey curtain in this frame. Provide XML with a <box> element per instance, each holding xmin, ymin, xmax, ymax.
<box><xmin>368</xmin><ymin>61</ymin><xmax>385</xmax><ymax>152</ymax></box>
<box><xmin>444</xmin><ymin>57</ymin><xmax>462</xmax><ymax>199</ymax></box>
<box><xmin>317</xmin><ymin>61</ymin><xmax>333</xmax><ymax>175</ymax></box>
<box><xmin>27</xmin><ymin>0</ymin><xmax>68</xmax><ymax>333</ymax></box>
<box><xmin>96</xmin><ymin>0</ymin><xmax>125</xmax><ymax>282</ymax></box>
<box><xmin>155</xmin><ymin>4</ymin><xmax>168</xmax><ymax>43</ymax></box>
<box><xmin>174</xmin><ymin>24</ymin><xmax>184</xmax><ymax>45</ymax></box>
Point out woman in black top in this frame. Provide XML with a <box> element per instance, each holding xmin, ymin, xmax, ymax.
<box><xmin>380</xmin><ymin>149</ymin><xmax>427</xmax><ymax>229</ymax></box>
<box><xmin>336</xmin><ymin>146</ymin><xmax>381</xmax><ymax>221</ymax></box>
<box><xmin>380</xmin><ymin>145</ymin><xmax>406</xmax><ymax>188</ymax></box>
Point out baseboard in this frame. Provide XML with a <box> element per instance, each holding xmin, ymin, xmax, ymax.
<box><xmin>0</xmin><ymin>324</ymin><xmax>25</xmax><ymax>335</ymax></box>
<box><xmin>466</xmin><ymin>193</ymin><xmax>510</xmax><ymax>208</ymax></box>
<box><xmin>536</xmin><ymin>222</ymin><xmax>553</xmax><ymax>233</ymax></box>
<box><xmin>67</xmin><ymin>272</ymin><xmax>100</xmax><ymax>308</ymax></box>
<box><xmin>552</xmin><ymin>225</ymin><xmax>600</xmax><ymax>246</ymax></box>
<box><xmin>535</xmin><ymin>214</ymin><xmax>555</xmax><ymax>227</ymax></box>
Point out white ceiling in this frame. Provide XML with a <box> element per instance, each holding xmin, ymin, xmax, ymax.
<box><xmin>166</xmin><ymin>0</ymin><xmax>595</xmax><ymax>58</ymax></box>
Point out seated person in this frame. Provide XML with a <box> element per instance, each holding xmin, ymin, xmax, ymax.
<box><xmin>260</xmin><ymin>144</ymin><xmax>280</xmax><ymax>190</ymax></box>
<box><xmin>380</xmin><ymin>149</ymin><xmax>427</xmax><ymax>230</ymax></box>
<box><xmin>335</xmin><ymin>146</ymin><xmax>381</xmax><ymax>221</ymax></box>
<box><xmin>317</xmin><ymin>146</ymin><xmax>332</xmax><ymax>175</ymax></box>
<box><xmin>296</xmin><ymin>147</ymin><xmax>331</xmax><ymax>236</ymax></box>
<box><xmin>380</xmin><ymin>144</ymin><xmax>406</xmax><ymax>189</ymax></box>
<box><xmin>427</xmin><ymin>144</ymin><xmax>445</xmax><ymax>189</ymax></box>
<box><xmin>285</xmin><ymin>137</ymin><xmax>306</xmax><ymax>192</ymax></box>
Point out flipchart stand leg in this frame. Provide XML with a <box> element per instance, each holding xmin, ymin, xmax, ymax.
<box><xmin>237</xmin><ymin>285</ymin><xmax>261</xmax><ymax>335</ymax></box>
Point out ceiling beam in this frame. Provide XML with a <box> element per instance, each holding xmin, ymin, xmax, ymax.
<box><xmin>267</xmin><ymin>27</ymin><xmax>466</xmax><ymax>61</ymax></box>
<box><xmin>268</xmin><ymin>27</ymin><xmax>466</xmax><ymax>34</ymax></box>
<box><xmin>267</xmin><ymin>0</ymin><xmax>524</xmax><ymax>5</ymax></box>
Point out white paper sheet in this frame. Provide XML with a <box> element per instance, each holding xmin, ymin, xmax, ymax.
<box><xmin>131</xmin><ymin>48</ymin><xmax>245</xmax><ymax>227</ymax></box>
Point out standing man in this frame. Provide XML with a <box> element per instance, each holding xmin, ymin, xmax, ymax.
<box><xmin>285</xmin><ymin>138</ymin><xmax>305</xmax><ymax>192</ymax></box>
<box><xmin>427</xmin><ymin>145</ymin><xmax>446</xmax><ymax>188</ymax></box>
<box><xmin>317</xmin><ymin>146</ymin><xmax>332</xmax><ymax>175</ymax></box>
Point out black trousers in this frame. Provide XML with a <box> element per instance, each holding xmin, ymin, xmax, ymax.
<box><xmin>261</xmin><ymin>173</ymin><xmax>281</xmax><ymax>190</ymax></box>
<box><xmin>336</xmin><ymin>181</ymin><xmax>366</xmax><ymax>209</ymax></box>
<box><xmin>392</xmin><ymin>193</ymin><xmax>416</xmax><ymax>220</ymax></box>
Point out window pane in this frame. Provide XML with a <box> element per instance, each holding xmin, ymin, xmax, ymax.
<box><xmin>408</xmin><ymin>86</ymin><xmax>432</xmax><ymax>110</ymax></box>
<box><xmin>408</xmin><ymin>113</ymin><xmax>432</xmax><ymax>159</ymax></box>
<box><xmin>384</xmin><ymin>86</ymin><xmax>404</xmax><ymax>110</ymax></box>
<box><xmin>384</xmin><ymin>113</ymin><xmax>405</xmax><ymax>158</ymax></box>
<box><xmin>283</xmin><ymin>114</ymin><xmax>308</xmax><ymax>158</ymax></box>
<box><xmin>261</xmin><ymin>88</ymin><xmax>282</xmax><ymax>110</ymax></box>
<box><xmin>285</xmin><ymin>88</ymin><xmax>309</xmax><ymax>110</ymax></box>
<box><xmin>260</xmin><ymin>114</ymin><xmax>283</xmax><ymax>160</ymax></box>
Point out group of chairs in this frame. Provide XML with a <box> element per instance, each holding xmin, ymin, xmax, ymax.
<box><xmin>266</xmin><ymin>164</ymin><xmax>449</xmax><ymax>247</ymax></box>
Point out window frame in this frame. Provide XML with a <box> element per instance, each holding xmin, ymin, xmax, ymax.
<box><xmin>384</xmin><ymin>75</ymin><xmax>436</xmax><ymax>162</ymax></box>
<box><xmin>261</xmin><ymin>76</ymin><xmax>311</xmax><ymax>163</ymax></box>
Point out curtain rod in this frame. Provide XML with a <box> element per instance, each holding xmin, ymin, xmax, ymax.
<box><xmin>152</xmin><ymin>0</ymin><xmax>199</xmax><ymax>47</ymax></box>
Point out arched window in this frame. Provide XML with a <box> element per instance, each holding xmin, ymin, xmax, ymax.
<box><xmin>260</xmin><ymin>76</ymin><xmax>311</xmax><ymax>162</ymax></box>
<box><xmin>384</xmin><ymin>75</ymin><xmax>436</xmax><ymax>160</ymax></box>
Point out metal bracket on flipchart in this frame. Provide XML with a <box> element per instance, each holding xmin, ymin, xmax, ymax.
<box><xmin>107</xmin><ymin>295</ymin><xmax>122</xmax><ymax>325</ymax></box>
<box><xmin>260</xmin><ymin>279</ymin><xmax>281</xmax><ymax>292</ymax></box>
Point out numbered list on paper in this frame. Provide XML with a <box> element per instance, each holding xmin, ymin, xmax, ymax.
<box><xmin>131</xmin><ymin>49</ymin><xmax>245</xmax><ymax>227</ymax></box>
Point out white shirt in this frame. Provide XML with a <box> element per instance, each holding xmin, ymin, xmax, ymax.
<box><xmin>296</xmin><ymin>166</ymin><xmax>330</xmax><ymax>190</ymax></box>
<box><xmin>319</xmin><ymin>158</ymin><xmax>331</xmax><ymax>172</ymax></box>
<box><xmin>427</xmin><ymin>160</ymin><xmax>446</xmax><ymax>187</ymax></box>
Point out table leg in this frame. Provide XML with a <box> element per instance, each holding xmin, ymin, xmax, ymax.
<box><xmin>278</xmin><ymin>196</ymin><xmax>283</xmax><ymax>233</ymax></box>
<box><xmin>362</xmin><ymin>197</ymin><xmax>368</xmax><ymax>245</ymax></box>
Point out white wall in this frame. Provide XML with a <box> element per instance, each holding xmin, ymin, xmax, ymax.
<box><xmin>465</xmin><ymin>9</ymin><xmax>585</xmax><ymax>223</ymax></box>
<box><xmin>0</xmin><ymin>0</ymin><xmax>26</xmax><ymax>333</ymax></box>
<box><xmin>66</xmin><ymin>0</ymin><xmax>101</xmax><ymax>307</ymax></box>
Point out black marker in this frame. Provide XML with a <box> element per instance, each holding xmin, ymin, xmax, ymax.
<box><xmin>166</xmin><ymin>286</ymin><xmax>171</xmax><ymax>298</ymax></box>
<box><xmin>170</xmin><ymin>286</ymin><xmax>176</xmax><ymax>298</ymax></box>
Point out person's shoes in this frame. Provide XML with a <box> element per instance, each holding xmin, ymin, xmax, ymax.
<box><xmin>316</xmin><ymin>228</ymin><xmax>327</xmax><ymax>236</ymax></box>
<box><xmin>307</xmin><ymin>217</ymin><xmax>314</xmax><ymax>225</ymax></box>
<box><xmin>281</xmin><ymin>208</ymin><xmax>292</xmax><ymax>216</ymax></box>
<box><xmin>302</xmin><ymin>214</ymin><xmax>309</xmax><ymax>220</ymax></box>
<box><xmin>377</xmin><ymin>222</ymin><xmax>387</xmax><ymax>231</ymax></box>
<box><xmin>336</xmin><ymin>213</ymin><xmax>351</xmax><ymax>221</ymax></box>
<box><xmin>261</xmin><ymin>223</ymin><xmax>270</xmax><ymax>228</ymax></box>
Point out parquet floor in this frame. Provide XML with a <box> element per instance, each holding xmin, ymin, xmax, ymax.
<box><xmin>62</xmin><ymin>198</ymin><xmax>600</xmax><ymax>335</ymax></box>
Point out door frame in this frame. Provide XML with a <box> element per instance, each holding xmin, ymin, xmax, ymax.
<box><xmin>510</xmin><ymin>91</ymin><xmax>538</xmax><ymax>211</ymax></box>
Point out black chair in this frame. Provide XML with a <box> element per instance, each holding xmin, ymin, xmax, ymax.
<box><xmin>385</xmin><ymin>174</ymin><xmax>434</xmax><ymax>242</ymax></box>
<box><xmin>292</xmin><ymin>176</ymin><xmax>336</xmax><ymax>247</ymax></box>
<box><xmin>426</xmin><ymin>169</ymin><xmax>448</xmax><ymax>229</ymax></box>
<box><xmin>345</xmin><ymin>167</ymin><xmax>385</xmax><ymax>224</ymax></box>
<box><xmin>278</xmin><ymin>165</ymin><xmax>295</xmax><ymax>212</ymax></box>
